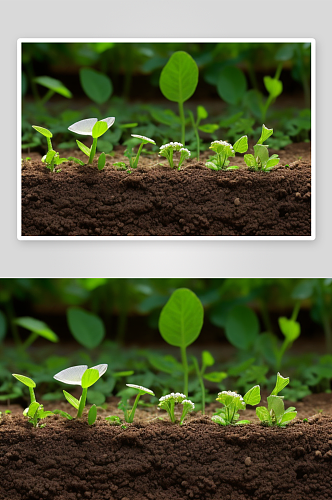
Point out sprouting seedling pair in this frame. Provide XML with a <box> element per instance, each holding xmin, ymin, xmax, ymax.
<box><xmin>68</xmin><ymin>117</ymin><xmax>115</xmax><ymax>169</ymax></box>
<box><xmin>244</xmin><ymin>125</ymin><xmax>280</xmax><ymax>171</ymax></box>
<box><xmin>205</xmin><ymin>135</ymin><xmax>248</xmax><ymax>171</ymax></box>
<box><xmin>158</xmin><ymin>393</ymin><xmax>195</xmax><ymax>425</ymax></box>
<box><xmin>256</xmin><ymin>373</ymin><xmax>297</xmax><ymax>427</ymax></box>
<box><xmin>124</xmin><ymin>135</ymin><xmax>156</xmax><ymax>169</ymax></box>
<box><xmin>32</xmin><ymin>126</ymin><xmax>84</xmax><ymax>172</ymax></box>
<box><xmin>118</xmin><ymin>384</ymin><xmax>155</xmax><ymax>423</ymax></box>
<box><xmin>158</xmin><ymin>142</ymin><xmax>191</xmax><ymax>170</ymax></box>
<box><xmin>211</xmin><ymin>385</ymin><xmax>261</xmax><ymax>426</ymax></box>
<box><xmin>53</xmin><ymin>364</ymin><xmax>108</xmax><ymax>425</ymax></box>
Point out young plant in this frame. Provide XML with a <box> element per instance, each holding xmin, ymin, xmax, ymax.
<box><xmin>159</xmin><ymin>288</ymin><xmax>204</xmax><ymax>396</ymax></box>
<box><xmin>158</xmin><ymin>392</ymin><xmax>195</xmax><ymax>425</ymax></box>
<box><xmin>244</xmin><ymin>125</ymin><xmax>280</xmax><ymax>171</ymax></box>
<box><xmin>256</xmin><ymin>373</ymin><xmax>297</xmax><ymax>427</ymax></box>
<box><xmin>105</xmin><ymin>415</ymin><xmax>121</xmax><ymax>425</ymax></box>
<box><xmin>188</xmin><ymin>106</ymin><xmax>219</xmax><ymax>161</ymax></box>
<box><xmin>159</xmin><ymin>142</ymin><xmax>191</xmax><ymax>170</ymax></box>
<box><xmin>205</xmin><ymin>136</ymin><xmax>248</xmax><ymax>171</ymax></box>
<box><xmin>23</xmin><ymin>402</ymin><xmax>54</xmax><ymax>428</ymax></box>
<box><xmin>126</xmin><ymin>135</ymin><xmax>156</xmax><ymax>169</ymax></box>
<box><xmin>192</xmin><ymin>351</ymin><xmax>227</xmax><ymax>415</ymax></box>
<box><xmin>68</xmin><ymin>117</ymin><xmax>115</xmax><ymax>165</ymax></box>
<box><xmin>212</xmin><ymin>385</ymin><xmax>261</xmax><ymax>426</ymax></box>
<box><xmin>32</xmin><ymin>126</ymin><xmax>84</xmax><ymax>172</ymax></box>
<box><xmin>119</xmin><ymin>384</ymin><xmax>155</xmax><ymax>423</ymax></box>
<box><xmin>53</xmin><ymin>364</ymin><xmax>108</xmax><ymax>419</ymax></box>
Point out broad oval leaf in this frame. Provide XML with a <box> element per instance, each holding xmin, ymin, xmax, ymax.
<box><xmin>202</xmin><ymin>350</ymin><xmax>214</xmax><ymax>367</ymax></box>
<box><xmin>80</xmin><ymin>68</ymin><xmax>113</xmax><ymax>105</ymax></box>
<box><xmin>256</xmin><ymin>406</ymin><xmax>270</xmax><ymax>422</ymax></box>
<box><xmin>197</xmin><ymin>105</ymin><xmax>208</xmax><ymax>120</ymax></box>
<box><xmin>279</xmin><ymin>317</ymin><xmax>301</xmax><ymax>342</ymax></box>
<box><xmin>280</xmin><ymin>411</ymin><xmax>297</xmax><ymax>424</ymax></box>
<box><xmin>0</xmin><ymin>310</ymin><xmax>7</xmax><ymax>342</ymax></box>
<box><xmin>217</xmin><ymin>66</ymin><xmax>247</xmax><ymax>105</ymax></box>
<box><xmin>158</xmin><ymin>288</ymin><xmax>204</xmax><ymax>348</ymax></box>
<box><xmin>67</xmin><ymin>307</ymin><xmax>105</xmax><ymax>349</ymax></box>
<box><xmin>233</xmin><ymin>135</ymin><xmax>248</xmax><ymax>154</ymax></box>
<box><xmin>34</xmin><ymin>76</ymin><xmax>72</xmax><ymax>98</ymax></box>
<box><xmin>32</xmin><ymin>125</ymin><xmax>53</xmax><ymax>138</ymax></box>
<box><xmin>243</xmin><ymin>153</ymin><xmax>256</xmax><ymax>167</ymax></box>
<box><xmin>243</xmin><ymin>385</ymin><xmax>261</xmax><ymax>406</ymax></box>
<box><xmin>92</xmin><ymin>121</ymin><xmax>108</xmax><ymax>139</ymax></box>
<box><xmin>159</xmin><ymin>51</ymin><xmax>198</xmax><ymax>103</ymax></box>
<box><xmin>81</xmin><ymin>368</ymin><xmax>100</xmax><ymax>389</ymax></box>
<box><xmin>203</xmin><ymin>371</ymin><xmax>227</xmax><ymax>383</ymax></box>
<box><xmin>224</xmin><ymin>305</ymin><xmax>259</xmax><ymax>350</ymax></box>
<box><xmin>12</xmin><ymin>374</ymin><xmax>36</xmax><ymax>388</ymax></box>
<box><xmin>264</xmin><ymin>76</ymin><xmax>283</xmax><ymax>99</ymax></box>
<box><xmin>88</xmin><ymin>404</ymin><xmax>97</xmax><ymax>425</ymax></box>
<box><xmin>14</xmin><ymin>317</ymin><xmax>59</xmax><ymax>343</ymax></box>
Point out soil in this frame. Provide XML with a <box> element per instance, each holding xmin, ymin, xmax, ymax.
<box><xmin>1</xmin><ymin>393</ymin><xmax>331</xmax><ymax>500</ymax></box>
<box><xmin>21</xmin><ymin>142</ymin><xmax>311</xmax><ymax>237</ymax></box>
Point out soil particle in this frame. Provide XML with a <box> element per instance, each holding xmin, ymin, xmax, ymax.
<box><xmin>21</xmin><ymin>143</ymin><xmax>311</xmax><ymax>236</ymax></box>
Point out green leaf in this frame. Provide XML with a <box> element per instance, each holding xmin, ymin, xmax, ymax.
<box><xmin>53</xmin><ymin>409</ymin><xmax>73</xmax><ymax>420</ymax></box>
<box><xmin>265</xmin><ymin>158</ymin><xmax>279</xmax><ymax>170</ymax></box>
<box><xmin>217</xmin><ymin>66</ymin><xmax>247</xmax><ymax>105</ymax></box>
<box><xmin>254</xmin><ymin>144</ymin><xmax>269</xmax><ymax>165</ymax></box>
<box><xmin>159</xmin><ymin>51</ymin><xmax>199</xmax><ymax>103</ymax></box>
<box><xmin>267</xmin><ymin>395</ymin><xmax>285</xmax><ymax>420</ymax></box>
<box><xmin>14</xmin><ymin>317</ymin><xmax>59</xmax><ymax>343</ymax></box>
<box><xmin>76</xmin><ymin>140</ymin><xmax>91</xmax><ymax>157</ymax></box>
<box><xmin>88</xmin><ymin>404</ymin><xmax>97</xmax><ymax>425</ymax></box>
<box><xmin>271</xmin><ymin>373</ymin><xmax>289</xmax><ymax>396</ymax></box>
<box><xmin>197</xmin><ymin>105</ymin><xmax>208</xmax><ymax>120</ymax></box>
<box><xmin>278</xmin><ymin>317</ymin><xmax>301</xmax><ymax>342</ymax></box>
<box><xmin>87</xmin><ymin>390</ymin><xmax>106</xmax><ymax>406</ymax></box>
<box><xmin>158</xmin><ymin>288</ymin><xmax>204</xmax><ymax>348</ymax></box>
<box><xmin>243</xmin><ymin>154</ymin><xmax>256</xmax><ymax>168</ymax></box>
<box><xmin>203</xmin><ymin>371</ymin><xmax>227</xmax><ymax>383</ymax></box>
<box><xmin>280</xmin><ymin>411</ymin><xmax>297</xmax><ymax>424</ymax></box>
<box><xmin>12</xmin><ymin>374</ymin><xmax>36</xmax><ymax>388</ymax></box>
<box><xmin>224</xmin><ymin>305</ymin><xmax>259</xmax><ymax>350</ymax></box>
<box><xmin>67</xmin><ymin>156</ymin><xmax>85</xmax><ymax>166</ymax></box>
<box><xmin>92</xmin><ymin>121</ymin><xmax>108</xmax><ymax>139</ymax></box>
<box><xmin>67</xmin><ymin>307</ymin><xmax>105</xmax><ymax>349</ymax></box>
<box><xmin>32</xmin><ymin>125</ymin><xmax>53</xmax><ymax>138</ymax></box>
<box><xmin>256</xmin><ymin>406</ymin><xmax>270</xmax><ymax>422</ymax></box>
<box><xmin>45</xmin><ymin>150</ymin><xmax>56</xmax><ymax>164</ymax></box>
<box><xmin>98</xmin><ymin>152</ymin><xmax>106</xmax><ymax>171</ymax></box>
<box><xmin>34</xmin><ymin>76</ymin><xmax>72</xmax><ymax>98</ymax></box>
<box><xmin>257</xmin><ymin>125</ymin><xmax>273</xmax><ymax>145</ymax></box>
<box><xmin>81</xmin><ymin>368</ymin><xmax>99</xmax><ymax>389</ymax></box>
<box><xmin>198</xmin><ymin>124</ymin><xmax>219</xmax><ymax>134</ymax></box>
<box><xmin>202</xmin><ymin>350</ymin><xmax>214</xmax><ymax>367</ymax></box>
<box><xmin>63</xmin><ymin>390</ymin><xmax>79</xmax><ymax>410</ymax></box>
<box><xmin>205</xmin><ymin>162</ymin><xmax>219</xmax><ymax>170</ymax></box>
<box><xmin>0</xmin><ymin>310</ymin><xmax>7</xmax><ymax>342</ymax></box>
<box><xmin>27</xmin><ymin>402</ymin><xmax>40</xmax><ymax>418</ymax></box>
<box><xmin>233</xmin><ymin>136</ymin><xmax>248</xmax><ymax>154</ymax></box>
<box><xmin>236</xmin><ymin>420</ymin><xmax>250</xmax><ymax>425</ymax></box>
<box><xmin>80</xmin><ymin>68</ymin><xmax>113</xmax><ymax>105</ymax></box>
<box><xmin>264</xmin><ymin>76</ymin><xmax>283</xmax><ymax>99</ymax></box>
<box><xmin>243</xmin><ymin>385</ymin><xmax>261</xmax><ymax>406</ymax></box>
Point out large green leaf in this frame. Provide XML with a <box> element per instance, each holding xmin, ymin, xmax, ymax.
<box><xmin>243</xmin><ymin>385</ymin><xmax>261</xmax><ymax>406</ymax></box>
<box><xmin>224</xmin><ymin>305</ymin><xmax>259</xmax><ymax>350</ymax></box>
<box><xmin>34</xmin><ymin>76</ymin><xmax>72</xmax><ymax>98</ymax></box>
<box><xmin>80</xmin><ymin>68</ymin><xmax>113</xmax><ymax>104</ymax></box>
<box><xmin>217</xmin><ymin>66</ymin><xmax>247</xmax><ymax>105</ymax></box>
<box><xmin>159</xmin><ymin>51</ymin><xmax>198</xmax><ymax>103</ymax></box>
<box><xmin>158</xmin><ymin>288</ymin><xmax>204</xmax><ymax>348</ymax></box>
<box><xmin>14</xmin><ymin>317</ymin><xmax>59</xmax><ymax>343</ymax></box>
<box><xmin>67</xmin><ymin>307</ymin><xmax>105</xmax><ymax>349</ymax></box>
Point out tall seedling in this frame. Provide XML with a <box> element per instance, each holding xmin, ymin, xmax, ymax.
<box><xmin>158</xmin><ymin>288</ymin><xmax>204</xmax><ymax>396</ymax></box>
<box><xmin>159</xmin><ymin>51</ymin><xmax>199</xmax><ymax>145</ymax></box>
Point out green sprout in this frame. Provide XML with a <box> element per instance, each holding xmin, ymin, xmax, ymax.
<box><xmin>212</xmin><ymin>386</ymin><xmax>261</xmax><ymax>426</ymax></box>
<box><xmin>119</xmin><ymin>384</ymin><xmax>155</xmax><ymax>423</ymax></box>
<box><xmin>206</xmin><ymin>136</ymin><xmax>248</xmax><ymax>171</ymax></box>
<box><xmin>256</xmin><ymin>373</ymin><xmax>297</xmax><ymax>427</ymax></box>
<box><xmin>113</xmin><ymin>161</ymin><xmax>127</xmax><ymax>171</ymax></box>
<box><xmin>68</xmin><ymin>117</ymin><xmax>115</xmax><ymax>166</ymax></box>
<box><xmin>105</xmin><ymin>415</ymin><xmax>122</xmax><ymax>425</ymax></box>
<box><xmin>159</xmin><ymin>142</ymin><xmax>191</xmax><ymax>170</ymax></box>
<box><xmin>244</xmin><ymin>125</ymin><xmax>280</xmax><ymax>171</ymax></box>
<box><xmin>53</xmin><ymin>364</ymin><xmax>108</xmax><ymax>423</ymax></box>
<box><xmin>126</xmin><ymin>135</ymin><xmax>156</xmax><ymax>169</ymax></box>
<box><xmin>158</xmin><ymin>393</ymin><xmax>195</xmax><ymax>425</ymax></box>
<box><xmin>192</xmin><ymin>351</ymin><xmax>227</xmax><ymax>415</ymax></box>
<box><xmin>12</xmin><ymin>374</ymin><xmax>37</xmax><ymax>404</ymax></box>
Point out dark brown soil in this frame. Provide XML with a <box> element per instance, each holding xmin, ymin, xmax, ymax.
<box><xmin>1</xmin><ymin>393</ymin><xmax>331</xmax><ymax>500</ymax></box>
<box><xmin>21</xmin><ymin>143</ymin><xmax>311</xmax><ymax>237</ymax></box>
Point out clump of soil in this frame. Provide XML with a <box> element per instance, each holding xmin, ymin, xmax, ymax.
<box><xmin>21</xmin><ymin>143</ymin><xmax>311</xmax><ymax>237</ymax></box>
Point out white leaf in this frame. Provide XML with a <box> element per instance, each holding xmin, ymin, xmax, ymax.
<box><xmin>91</xmin><ymin>364</ymin><xmax>108</xmax><ymax>378</ymax></box>
<box><xmin>100</xmin><ymin>117</ymin><xmax>115</xmax><ymax>129</ymax></box>
<box><xmin>53</xmin><ymin>365</ymin><xmax>88</xmax><ymax>385</ymax></box>
<box><xmin>68</xmin><ymin>118</ymin><xmax>98</xmax><ymax>136</ymax></box>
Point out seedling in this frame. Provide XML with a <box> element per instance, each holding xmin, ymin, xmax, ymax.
<box><xmin>159</xmin><ymin>143</ymin><xmax>191</xmax><ymax>170</ymax></box>
<box><xmin>188</xmin><ymin>106</ymin><xmax>219</xmax><ymax>161</ymax></box>
<box><xmin>159</xmin><ymin>288</ymin><xmax>204</xmax><ymax>396</ymax></box>
<box><xmin>256</xmin><ymin>373</ymin><xmax>297</xmax><ymax>427</ymax></box>
<box><xmin>32</xmin><ymin>125</ymin><xmax>84</xmax><ymax>172</ymax></box>
<box><xmin>119</xmin><ymin>384</ymin><xmax>155</xmax><ymax>423</ymax></box>
<box><xmin>158</xmin><ymin>393</ymin><xmax>195</xmax><ymax>425</ymax></box>
<box><xmin>192</xmin><ymin>351</ymin><xmax>227</xmax><ymax>415</ymax></box>
<box><xmin>244</xmin><ymin>125</ymin><xmax>280</xmax><ymax>171</ymax></box>
<box><xmin>212</xmin><ymin>385</ymin><xmax>261</xmax><ymax>426</ymax></box>
<box><xmin>68</xmin><ymin>117</ymin><xmax>115</xmax><ymax>165</ymax></box>
<box><xmin>105</xmin><ymin>415</ymin><xmax>121</xmax><ymax>425</ymax></box>
<box><xmin>113</xmin><ymin>162</ymin><xmax>127</xmax><ymax>171</ymax></box>
<box><xmin>126</xmin><ymin>135</ymin><xmax>156</xmax><ymax>169</ymax></box>
<box><xmin>23</xmin><ymin>402</ymin><xmax>53</xmax><ymax>428</ymax></box>
<box><xmin>53</xmin><ymin>364</ymin><xmax>108</xmax><ymax>419</ymax></box>
<box><xmin>205</xmin><ymin>136</ymin><xmax>248</xmax><ymax>171</ymax></box>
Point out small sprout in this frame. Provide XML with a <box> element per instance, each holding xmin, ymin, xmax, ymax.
<box><xmin>68</xmin><ymin>117</ymin><xmax>115</xmax><ymax>165</ymax></box>
<box><xmin>120</xmin><ymin>384</ymin><xmax>155</xmax><ymax>423</ymax></box>
<box><xmin>206</xmin><ymin>136</ymin><xmax>248</xmax><ymax>171</ymax></box>
<box><xmin>159</xmin><ymin>142</ymin><xmax>189</xmax><ymax>169</ymax></box>
<box><xmin>113</xmin><ymin>161</ymin><xmax>127</xmax><ymax>170</ymax></box>
<box><xmin>244</xmin><ymin>125</ymin><xmax>280</xmax><ymax>171</ymax></box>
<box><xmin>23</xmin><ymin>402</ymin><xmax>53</xmax><ymax>428</ymax></box>
<box><xmin>178</xmin><ymin>148</ymin><xmax>191</xmax><ymax>171</ymax></box>
<box><xmin>256</xmin><ymin>373</ymin><xmax>297</xmax><ymax>427</ymax></box>
<box><xmin>105</xmin><ymin>415</ymin><xmax>122</xmax><ymax>425</ymax></box>
<box><xmin>158</xmin><ymin>392</ymin><xmax>194</xmax><ymax>424</ymax></box>
<box><xmin>88</xmin><ymin>404</ymin><xmax>97</xmax><ymax>425</ymax></box>
<box><xmin>303</xmin><ymin>418</ymin><xmax>308</xmax><ymax>422</ymax></box>
<box><xmin>212</xmin><ymin>386</ymin><xmax>261</xmax><ymax>426</ymax></box>
<box><xmin>98</xmin><ymin>152</ymin><xmax>106</xmax><ymax>171</ymax></box>
<box><xmin>53</xmin><ymin>364</ymin><xmax>108</xmax><ymax>420</ymax></box>
<box><xmin>129</xmin><ymin>134</ymin><xmax>156</xmax><ymax>169</ymax></box>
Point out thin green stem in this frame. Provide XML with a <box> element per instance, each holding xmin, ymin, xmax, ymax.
<box><xmin>178</xmin><ymin>101</ymin><xmax>185</xmax><ymax>145</ymax></box>
<box><xmin>133</xmin><ymin>143</ymin><xmax>144</xmax><ymax>168</ymax></box>
<box><xmin>40</xmin><ymin>89</ymin><xmax>55</xmax><ymax>105</ymax></box>
<box><xmin>169</xmin><ymin>149</ymin><xmax>174</xmax><ymax>169</ymax></box>
<box><xmin>128</xmin><ymin>394</ymin><xmax>141</xmax><ymax>422</ymax></box>
<box><xmin>274</xmin><ymin>62</ymin><xmax>283</xmax><ymax>81</ymax></box>
<box><xmin>46</xmin><ymin>137</ymin><xmax>53</xmax><ymax>152</ymax></box>
<box><xmin>77</xmin><ymin>388</ymin><xmax>87</xmax><ymax>418</ymax></box>
<box><xmin>189</xmin><ymin>111</ymin><xmax>200</xmax><ymax>161</ymax></box>
<box><xmin>181</xmin><ymin>345</ymin><xmax>189</xmax><ymax>397</ymax></box>
<box><xmin>193</xmin><ymin>357</ymin><xmax>205</xmax><ymax>415</ymax></box>
<box><xmin>29</xmin><ymin>387</ymin><xmax>36</xmax><ymax>404</ymax></box>
<box><xmin>291</xmin><ymin>301</ymin><xmax>301</xmax><ymax>321</ymax></box>
<box><xmin>88</xmin><ymin>138</ymin><xmax>98</xmax><ymax>165</ymax></box>
<box><xmin>22</xmin><ymin>332</ymin><xmax>38</xmax><ymax>351</ymax></box>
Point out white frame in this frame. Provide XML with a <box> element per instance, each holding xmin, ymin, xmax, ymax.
<box><xmin>17</xmin><ymin>38</ymin><xmax>316</xmax><ymax>240</ymax></box>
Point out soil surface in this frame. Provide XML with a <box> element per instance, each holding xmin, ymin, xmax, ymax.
<box><xmin>21</xmin><ymin>143</ymin><xmax>311</xmax><ymax>237</ymax></box>
<box><xmin>1</xmin><ymin>393</ymin><xmax>331</xmax><ymax>500</ymax></box>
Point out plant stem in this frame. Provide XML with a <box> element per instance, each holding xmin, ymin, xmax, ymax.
<box><xmin>40</xmin><ymin>89</ymin><xmax>55</xmax><ymax>105</ymax></box>
<box><xmin>180</xmin><ymin>345</ymin><xmax>189</xmax><ymax>396</ymax></box>
<box><xmin>22</xmin><ymin>332</ymin><xmax>38</xmax><ymax>351</ymax></box>
<box><xmin>193</xmin><ymin>356</ymin><xmax>205</xmax><ymax>414</ymax></box>
<box><xmin>29</xmin><ymin>387</ymin><xmax>36</xmax><ymax>404</ymax></box>
<box><xmin>46</xmin><ymin>137</ymin><xmax>53</xmax><ymax>152</ymax></box>
<box><xmin>77</xmin><ymin>388</ymin><xmax>87</xmax><ymax>418</ymax></box>
<box><xmin>291</xmin><ymin>301</ymin><xmax>301</xmax><ymax>321</ymax></box>
<box><xmin>128</xmin><ymin>394</ymin><xmax>141</xmax><ymax>422</ymax></box>
<box><xmin>88</xmin><ymin>138</ymin><xmax>98</xmax><ymax>165</ymax></box>
<box><xmin>178</xmin><ymin>101</ymin><xmax>185</xmax><ymax>145</ymax></box>
<box><xmin>133</xmin><ymin>143</ymin><xmax>144</xmax><ymax>168</ymax></box>
<box><xmin>189</xmin><ymin>111</ymin><xmax>200</xmax><ymax>161</ymax></box>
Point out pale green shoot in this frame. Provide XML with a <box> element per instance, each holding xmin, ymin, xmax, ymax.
<box><xmin>129</xmin><ymin>135</ymin><xmax>156</xmax><ymax>169</ymax></box>
<box><xmin>256</xmin><ymin>373</ymin><xmax>297</xmax><ymax>427</ymax></box>
<box><xmin>244</xmin><ymin>125</ymin><xmax>280</xmax><ymax>171</ymax></box>
<box><xmin>212</xmin><ymin>386</ymin><xmax>261</xmax><ymax>426</ymax></box>
<box><xmin>68</xmin><ymin>117</ymin><xmax>115</xmax><ymax>165</ymax></box>
<box><xmin>206</xmin><ymin>136</ymin><xmax>248</xmax><ymax>171</ymax></box>
<box><xmin>158</xmin><ymin>393</ymin><xmax>195</xmax><ymax>425</ymax></box>
<box><xmin>120</xmin><ymin>384</ymin><xmax>155</xmax><ymax>423</ymax></box>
